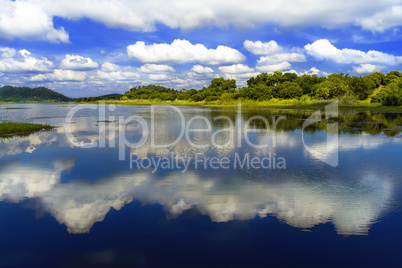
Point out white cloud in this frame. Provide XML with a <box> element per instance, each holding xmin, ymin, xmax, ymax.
<box><xmin>139</xmin><ymin>64</ymin><xmax>175</xmax><ymax>73</ymax></box>
<box><xmin>101</xmin><ymin>62</ymin><xmax>120</xmax><ymax>72</ymax></box>
<box><xmin>0</xmin><ymin>0</ymin><xmax>69</xmax><ymax>43</ymax></box>
<box><xmin>256</xmin><ymin>62</ymin><xmax>292</xmax><ymax>72</ymax></box>
<box><xmin>257</xmin><ymin>53</ymin><xmax>307</xmax><ymax>65</ymax></box>
<box><xmin>357</xmin><ymin>5</ymin><xmax>402</xmax><ymax>33</ymax></box>
<box><xmin>243</xmin><ymin>40</ymin><xmax>283</xmax><ymax>55</ymax></box>
<box><xmin>0</xmin><ymin>47</ymin><xmax>17</xmax><ymax>58</ymax></box>
<box><xmin>149</xmin><ymin>74</ymin><xmax>169</xmax><ymax>81</ymax></box>
<box><xmin>0</xmin><ymin>48</ymin><xmax>53</xmax><ymax>72</ymax></box>
<box><xmin>127</xmin><ymin>39</ymin><xmax>245</xmax><ymax>65</ymax></box>
<box><xmin>236</xmin><ymin>72</ymin><xmax>261</xmax><ymax>78</ymax></box>
<box><xmin>0</xmin><ymin>1</ymin><xmax>401</xmax><ymax>44</ymax></box>
<box><xmin>300</xmin><ymin>67</ymin><xmax>321</xmax><ymax>76</ymax></box>
<box><xmin>30</xmin><ymin>69</ymin><xmax>87</xmax><ymax>81</ymax></box>
<box><xmin>96</xmin><ymin>71</ymin><xmax>125</xmax><ymax>80</ymax></box>
<box><xmin>60</xmin><ymin>54</ymin><xmax>99</xmax><ymax>70</ymax></box>
<box><xmin>218</xmin><ymin>64</ymin><xmax>254</xmax><ymax>74</ymax></box>
<box><xmin>191</xmin><ymin>65</ymin><xmax>214</xmax><ymax>74</ymax></box>
<box><xmin>96</xmin><ymin>69</ymin><xmax>140</xmax><ymax>81</ymax></box>
<box><xmin>305</xmin><ymin>39</ymin><xmax>402</xmax><ymax>65</ymax></box>
<box><xmin>353</xmin><ymin>64</ymin><xmax>385</xmax><ymax>74</ymax></box>
<box><xmin>244</xmin><ymin>40</ymin><xmax>307</xmax><ymax>76</ymax></box>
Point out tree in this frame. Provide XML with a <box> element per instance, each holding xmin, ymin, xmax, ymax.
<box><xmin>236</xmin><ymin>85</ymin><xmax>272</xmax><ymax>100</ymax></box>
<box><xmin>191</xmin><ymin>92</ymin><xmax>205</xmax><ymax>102</ymax></box>
<box><xmin>348</xmin><ymin>76</ymin><xmax>376</xmax><ymax>100</ymax></box>
<box><xmin>220</xmin><ymin>93</ymin><xmax>235</xmax><ymax>103</ymax></box>
<box><xmin>314</xmin><ymin>77</ymin><xmax>348</xmax><ymax>99</ymax></box>
<box><xmin>276</xmin><ymin>82</ymin><xmax>303</xmax><ymax>99</ymax></box>
<box><xmin>384</xmin><ymin>70</ymin><xmax>402</xmax><ymax>85</ymax></box>
<box><xmin>295</xmin><ymin>74</ymin><xmax>326</xmax><ymax>95</ymax></box>
<box><xmin>365</xmin><ymin>72</ymin><xmax>385</xmax><ymax>87</ymax></box>
<box><xmin>371</xmin><ymin>80</ymin><xmax>402</xmax><ymax>106</ymax></box>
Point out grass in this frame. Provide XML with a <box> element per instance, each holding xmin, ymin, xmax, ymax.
<box><xmin>74</xmin><ymin>98</ymin><xmax>402</xmax><ymax>112</ymax></box>
<box><xmin>0</xmin><ymin>122</ymin><xmax>54</xmax><ymax>136</ymax></box>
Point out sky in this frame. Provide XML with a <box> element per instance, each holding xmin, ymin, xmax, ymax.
<box><xmin>1</xmin><ymin>0</ymin><xmax>402</xmax><ymax>97</ymax></box>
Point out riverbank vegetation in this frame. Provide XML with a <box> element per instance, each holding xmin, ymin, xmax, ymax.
<box><xmin>78</xmin><ymin>70</ymin><xmax>402</xmax><ymax>108</ymax></box>
<box><xmin>0</xmin><ymin>122</ymin><xmax>53</xmax><ymax>136</ymax></box>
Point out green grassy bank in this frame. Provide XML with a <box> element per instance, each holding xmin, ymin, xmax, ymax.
<box><xmin>0</xmin><ymin>122</ymin><xmax>54</xmax><ymax>136</ymax></box>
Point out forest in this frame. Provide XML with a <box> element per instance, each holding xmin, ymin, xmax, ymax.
<box><xmin>115</xmin><ymin>70</ymin><xmax>402</xmax><ymax>106</ymax></box>
<box><xmin>0</xmin><ymin>86</ymin><xmax>71</xmax><ymax>102</ymax></box>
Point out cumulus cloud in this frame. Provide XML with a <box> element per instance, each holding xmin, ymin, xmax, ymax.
<box><xmin>299</xmin><ymin>67</ymin><xmax>322</xmax><ymax>76</ymax></box>
<box><xmin>127</xmin><ymin>39</ymin><xmax>245</xmax><ymax>65</ymax></box>
<box><xmin>257</xmin><ymin>53</ymin><xmax>307</xmax><ymax>65</ymax></box>
<box><xmin>96</xmin><ymin>70</ymin><xmax>125</xmax><ymax>80</ymax></box>
<box><xmin>219</xmin><ymin>64</ymin><xmax>254</xmax><ymax>74</ymax></box>
<box><xmin>101</xmin><ymin>62</ymin><xmax>120</xmax><ymax>72</ymax></box>
<box><xmin>353</xmin><ymin>64</ymin><xmax>385</xmax><ymax>74</ymax></box>
<box><xmin>139</xmin><ymin>64</ymin><xmax>175</xmax><ymax>73</ymax></box>
<box><xmin>305</xmin><ymin>39</ymin><xmax>402</xmax><ymax>65</ymax></box>
<box><xmin>256</xmin><ymin>62</ymin><xmax>292</xmax><ymax>72</ymax></box>
<box><xmin>149</xmin><ymin>74</ymin><xmax>170</xmax><ymax>81</ymax></box>
<box><xmin>1</xmin><ymin>0</ymin><xmax>400</xmax><ymax>43</ymax></box>
<box><xmin>30</xmin><ymin>69</ymin><xmax>87</xmax><ymax>81</ymax></box>
<box><xmin>244</xmin><ymin>40</ymin><xmax>307</xmax><ymax>74</ymax></box>
<box><xmin>191</xmin><ymin>65</ymin><xmax>214</xmax><ymax>74</ymax></box>
<box><xmin>60</xmin><ymin>54</ymin><xmax>99</xmax><ymax>70</ymax></box>
<box><xmin>243</xmin><ymin>40</ymin><xmax>283</xmax><ymax>55</ymax></box>
<box><xmin>0</xmin><ymin>0</ymin><xmax>69</xmax><ymax>43</ymax></box>
<box><xmin>96</xmin><ymin>65</ymin><xmax>140</xmax><ymax>81</ymax></box>
<box><xmin>357</xmin><ymin>5</ymin><xmax>402</xmax><ymax>33</ymax></box>
<box><xmin>0</xmin><ymin>48</ymin><xmax>53</xmax><ymax>72</ymax></box>
<box><xmin>0</xmin><ymin>47</ymin><xmax>17</xmax><ymax>58</ymax></box>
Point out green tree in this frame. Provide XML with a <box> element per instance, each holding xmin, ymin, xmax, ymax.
<box><xmin>348</xmin><ymin>76</ymin><xmax>376</xmax><ymax>100</ymax></box>
<box><xmin>365</xmin><ymin>72</ymin><xmax>385</xmax><ymax>87</ymax></box>
<box><xmin>371</xmin><ymin>80</ymin><xmax>402</xmax><ymax>106</ymax></box>
<box><xmin>276</xmin><ymin>82</ymin><xmax>303</xmax><ymax>99</ymax></box>
<box><xmin>295</xmin><ymin>74</ymin><xmax>326</xmax><ymax>95</ymax></box>
<box><xmin>191</xmin><ymin>92</ymin><xmax>205</xmax><ymax>102</ymax></box>
<box><xmin>314</xmin><ymin>77</ymin><xmax>348</xmax><ymax>99</ymax></box>
<box><xmin>384</xmin><ymin>70</ymin><xmax>402</xmax><ymax>85</ymax></box>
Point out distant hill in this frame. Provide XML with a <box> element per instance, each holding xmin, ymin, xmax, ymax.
<box><xmin>98</xmin><ymin>93</ymin><xmax>123</xmax><ymax>98</ymax></box>
<box><xmin>75</xmin><ymin>93</ymin><xmax>123</xmax><ymax>102</ymax></box>
<box><xmin>0</xmin><ymin>86</ymin><xmax>72</xmax><ymax>102</ymax></box>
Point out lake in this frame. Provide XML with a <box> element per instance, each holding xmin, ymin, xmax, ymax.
<box><xmin>0</xmin><ymin>103</ymin><xmax>402</xmax><ymax>267</ymax></box>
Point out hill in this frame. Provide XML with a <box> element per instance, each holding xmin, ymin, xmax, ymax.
<box><xmin>0</xmin><ymin>86</ymin><xmax>72</xmax><ymax>102</ymax></box>
<box><xmin>98</xmin><ymin>93</ymin><xmax>123</xmax><ymax>98</ymax></box>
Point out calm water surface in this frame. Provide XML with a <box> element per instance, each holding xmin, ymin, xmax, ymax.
<box><xmin>0</xmin><ymin>103</ymin><xmax>402</xmax><ymax>267</ymax></box>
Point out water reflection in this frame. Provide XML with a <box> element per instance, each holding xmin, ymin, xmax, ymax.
<box><xmin>0</xmin><ymin>104</ymin><xmax>401</xmax><ymax>237</ymax></box>
<box><xmin>0</xmin><ymin>158</ymin><xmax>393</xmax><ymax>235</ymax></box>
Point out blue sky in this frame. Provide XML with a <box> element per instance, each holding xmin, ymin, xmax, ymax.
<box><xmin>1</xmin><ymin>0</ymin><xmax>402</xmax><ymax>97</ymax></box>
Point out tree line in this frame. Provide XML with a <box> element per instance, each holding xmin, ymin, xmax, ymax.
<box><xmin>91</xmin><ymin>70</ymin><xmax>402</xmax><ymax>106</ymax></box>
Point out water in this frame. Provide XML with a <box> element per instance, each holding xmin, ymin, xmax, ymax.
<box><xmin>0</xmin><ymin>103</ymin><xmax>402</xmax><ymax>267</ymax></box>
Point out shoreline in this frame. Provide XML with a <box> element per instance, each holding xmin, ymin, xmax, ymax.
<box><xmin>2</xmin><ymin>100</ymin><xmax>402</xmax><ymax>112</ymax></box>
<box><xmin>71</xmin><ymin>100</ymin><xmax>402</xmax><ymax>112</ymax></box>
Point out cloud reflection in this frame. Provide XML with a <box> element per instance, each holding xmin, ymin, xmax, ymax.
<box><xmin>0</xmin><ymin>160</ymin><xmax>392</xmax><ymax>235</ymax></box>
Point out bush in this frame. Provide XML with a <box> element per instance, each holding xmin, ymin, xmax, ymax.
<box><xmin>384</xmin><ymin>71</ymin><xmax>402</xmax><ymax>85</ymax></box>
<box><xmin>276</xmin><ymin>82</ymin><xmax>303</xmax><ymax>99</ymax></box>
<box><xmin>371</xmin><ymin>81</ymin><xmax>402</xmax><ymax>106</ymax></box>
<box><xmin>220</xmin><ymin>93</ymin><xmax>235</xmax><ymax>104</ymax></box>
<box><xmin>191</xmin><ymin>92</ymin><xmax>205</xmax><ymax>102</ymax></box>
<box><xmin>348</xmin><ymin>76</ymin><xmax>376</xmax><ymax>100</ymax></box>
<box><xmin>314</xmin><ymin>77</ymin><xmax>348</xmax><ymax>99</ymax></box>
